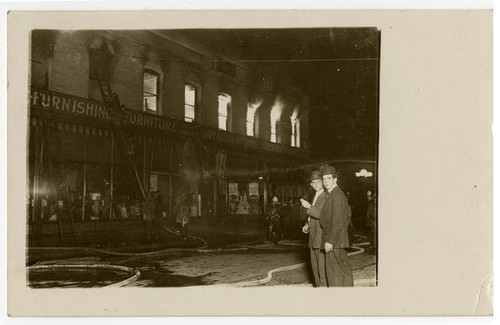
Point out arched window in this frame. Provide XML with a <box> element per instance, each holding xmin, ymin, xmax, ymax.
<box><xmin>291</xmin><ymin>118</ymin><xmax>301</xmax><ymax>148</ymax></box>
<box><xmin>218</xmin><ymin>93</ymin><xmax>231</xmax><ymax>131</ymax></box>
<box><xmin>270</xmin><ymin>105</ymin><xmax>282</xmax><ymax>143</ymax></box>
<box><xmin>290</xmin><ymin>106</ymin><xmax>300</xmax><ymax>147</ymax></box>
<box><xmin>246</xmin><ymin>100</ymin><xmax>262</xmax><ymax>136</ymax></box>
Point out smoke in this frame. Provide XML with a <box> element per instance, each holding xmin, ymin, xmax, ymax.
<box><xmin>270</xmin><ymin>95</ymin><xmax>284</xmax><ymax>122</ymax></box>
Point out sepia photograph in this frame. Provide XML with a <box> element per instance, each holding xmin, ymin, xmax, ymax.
<box><xmin>6</xmin><ymin>8</ymin><xmax>492</xmax><ymax>317</ymax></box>
<box><xmin>26</xmin><ymin>27</ymin><xmax>379</xmax><ymax>289</ymax></box>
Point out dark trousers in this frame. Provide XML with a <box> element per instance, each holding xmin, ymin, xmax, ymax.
<box><xmin>310</xmin><ymin>248</ymin><xmax>327</xmax><ymax>287</ymax></box>
<box><xmin>368</xmin><ymin>226</ymin><xmax>377</xmax><ymax>251</ymax></box>
<box><xmin>325</xmin><ymin>248</ymin><xmax>354</xmax><ymax>287</ymax></box>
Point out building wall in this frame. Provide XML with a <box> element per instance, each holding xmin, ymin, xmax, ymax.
<box><xmin>51</xmin><ymin>31</ymin><xmax>90</xmax><ymax>98</ymax></box>
<box><xmin>163</xmin><ymin>57</ymin><xmax>186</xmax><ymax>120</ymax></box>
<box><xmin>200</xmin><ymin>72</ymin><xmax>219</xmax><ymax>128</ymax></box>
<box><xmin>30</xmin><ymin>30</ymin><xmax>309</xmax><ymax>150</ymax></box>
<box><xmin>113</xmin><ymin>38</ymin><xmax>144</xmax><ymax>110</ymax></box>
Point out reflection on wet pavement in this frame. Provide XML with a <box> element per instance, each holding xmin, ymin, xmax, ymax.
<box><xmin>27</xmin><ymin>240</ymin><xmax>377</xmax><ymax>287</ymax></box>
<box><xmin>29</xmin><ymin>269</ymin><xmax>127</xmax><ymax>288</ymax></box>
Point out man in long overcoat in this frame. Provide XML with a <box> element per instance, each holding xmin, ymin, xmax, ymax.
<box><xmin>319</xmin><ymin>165</ymin><xmax>354</xmax><ymax>287</ymax></box>
<box><xmin>300</xmin><ymin>170</ymin><xmax>328</xmax><ymax>287</ymax></box>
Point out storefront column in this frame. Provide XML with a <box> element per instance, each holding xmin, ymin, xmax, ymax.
<box><xmin>109</xmin><ymin>136</ymin><xmax>114</xmax><ymax>219</ymax></box>
<box><xmin>31</xmin><ymin>126</ymin><xmax>43</xmax><ymax>245</ymax></box>
<box><xmin>263</xmin><ymin>175</ymin><xmax>269</xmax><ymax>214</ymax></box>
<box><xmin>168</xmin><ymin>145</ymin><xmax>173</xmax><ymax>218</ymax></box>
<box><xmin>143</xmin><ymin>141</ymin><xmax>147</xmax><ymax>191</ymax></box>
<box><xmin>81</xmin><ymin>134</ymin><xmax>88</xmax><ymax>221</ymax></box>
<box><xmin>31</xmin><ymin>126</ymin><xmax>39</xmax><ymax>224</ymax></box>
<box><xmin>213</xmin><ymin>178</ymin><xmax>218</xmax><ymax>218</ymax></box>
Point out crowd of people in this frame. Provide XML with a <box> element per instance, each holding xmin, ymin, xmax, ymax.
<box><xmin>83</xmin><ymin>189</ymin><xmax>191</xmax><ymax>242</ymax></box>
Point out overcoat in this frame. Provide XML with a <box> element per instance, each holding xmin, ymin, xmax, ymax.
<box><xmin>306</xmin><ymin>191</ymin><xmax>328</xmax><ymax>249</ymax></box>
<box><xmin>319</xmin><ymin>186</ymin><xmax>350</xmax><ymax>248</ymax></box>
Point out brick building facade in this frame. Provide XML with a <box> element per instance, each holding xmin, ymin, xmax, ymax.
<box><xmin>28</xmin><ymin>30</ymin><xmax>311</xmax><ymax>233</ymax></box>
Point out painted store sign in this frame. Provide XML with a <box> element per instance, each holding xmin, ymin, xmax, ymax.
<box><xmin>29</xmin><ymin>87</ymin><xmax>306</xmax><ymax>157</ymax></box>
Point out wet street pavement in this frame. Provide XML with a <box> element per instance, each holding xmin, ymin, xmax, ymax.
<box><xmin>29</xmin><ymin>239</ymin><xmax>377</xmax><ymax>288</ymax></box>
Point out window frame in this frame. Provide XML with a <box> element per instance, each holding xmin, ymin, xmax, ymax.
<box><xmin>291</xmin><ymin>118</ymin><xmax>302</xmax><ymax>148</ymax></box>
<box><xmin>184</xmin><ymin>83</ymin><xmax>198</xmax><ymax>123</ymax></box>
<box><xmin>246</xmin><ymin>104</ymin><xmax>257</xmax><ymax>137</ymax></box>
<box><xmin>143</xmin><ymin>69</ymin><xmax>160</xmax><ymax>114</ymax></box>
<box><xmin>218</xmin><ymin>93</ymin><xmax>231</xmax><ymax>131</ymax></box>
<box><xmin>270</xmin><ymin>107</ymin><xmax>281</xmax><ymax>143</ymax></box>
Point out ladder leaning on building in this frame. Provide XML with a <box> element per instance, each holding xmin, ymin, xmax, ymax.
<box><xmin>95</xmin><ymin>72</ymin><xmax>146</xmax><ymax>202</ymax></box>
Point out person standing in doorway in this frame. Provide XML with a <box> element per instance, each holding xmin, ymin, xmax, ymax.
<box><xmin>300</xmin><ymin>170</ymin><xmax>328</xmax><ymax>287</ymax></box>
<box><xmin>319</xmin><ymin>165</ymin><xmax>354</xmax><ymax>287</ymax></box>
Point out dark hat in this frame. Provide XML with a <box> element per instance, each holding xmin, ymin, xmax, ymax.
<box><xmin>320</xmin><ymin>165</ymin><xmax>339</xmax><ymax>177</ymax></box>
<box><xmin>307</xmin><ymin>170</ymin><xmax>322</xmax><ymax>181</ymax></box>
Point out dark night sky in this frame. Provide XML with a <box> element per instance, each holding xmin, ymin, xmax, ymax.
<box><xmin>176</xmin><ymin>28</ymin><xmax>380</xmax><ymax>161</ymax></box>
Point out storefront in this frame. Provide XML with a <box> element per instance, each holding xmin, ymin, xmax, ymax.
<box><xmin>28</xmin><ymin>86</ymin><xmax>309</xmax><ymax>229</ymax></box>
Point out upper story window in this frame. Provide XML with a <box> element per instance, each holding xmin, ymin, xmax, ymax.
<box><xmin>218</xmin><ymin>93</ymin><xmax>231</xmax><ymax>131</ymax></box>
<box><xmin>246</xmin><ymin>106</ymin><xmax>256</xmax><ymax>137</ymax></box>
<box><xmin>143</xmin><ymin>70</ymin><xmax>159</xmax><ymax>113</ymax></box>
<box><xmin>270</xmin><ymin>124</ymin><xmax>277</xmax><ymax>143</ymax></box>
<box><xmin>291</xmin><ymin>118</ymin><xmax>300</xmax><ymax>147</ymax></box>
<box><xmin>246</xmin><ymin>100</ymin><xmax>262</xmax><ymax>137</ymax></box>
<box><xmin>290</xmin><ymin>106</ymin><xmax>300</xmax><ymax>147</ymax></box>
<box><xmin>184</xmin><ymin>84</ymin><xmax>197</xmax><ymax>123</ymax></box>
<box><xmin>270</xmin><ymin>104</ymin><xmax>282</xmax><ymax>143</ymax></box>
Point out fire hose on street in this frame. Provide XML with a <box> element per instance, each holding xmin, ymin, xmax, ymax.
<box><xmin>27</xmin><ymin>264</ymin><xmax>141</xmax><ymax>287</ymax></box>
<box><xmin>27</xmin><ymin>231</ymin><xmax>373</xmax><ymax>288</ymax></box>
<box><xmin>226</xmin><ymin>245</ymin><xmax>368</xmax><ymax>287</ymax></box>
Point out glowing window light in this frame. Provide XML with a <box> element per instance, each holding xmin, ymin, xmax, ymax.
<box><xmin>143</xmin><ymin>70</ymin><xmax>159</xmax><ymax>113</ymax></box>
<box><xmin>270</xmin><ymin>100</ymin><xmax>283</xmax><ymax>143</ymax></box>
<box><xmin>291</xmin><ymin>118</ymin><xmax>301</xmax><ymax>147</ymax></box>
<box><xmin>218</xmin><ymin>93</ymin><xmax>231</xmax><ymax>130</ymax></box>
<box><xmin>290</xmin><ymin>106</ymin><xmax>300</xmax><ymax>147</ymax></box>
<box><xmin>184</xmin><ymin>84</ymin><xmax>196</xmax><ymax>123</ymax></box>
<box><xmin>246</xmin><ymin>100</ymin><xmax>262</xmax><ymax>136</ymax></box>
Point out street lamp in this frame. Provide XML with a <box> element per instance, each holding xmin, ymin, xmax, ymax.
<box><xmin>356</xmin><ymin>168</ymin><xmax>373</xmax><ymax>195</ymax></box>
<box><xmin>355</xmin><ymin>169</ymin><xmax>373</xmax><ymax>178</ymax></box>
<box><xmin>355</xmin><ymin>168</ymin><xmax>373</xmax><ymax>218</ymax></box>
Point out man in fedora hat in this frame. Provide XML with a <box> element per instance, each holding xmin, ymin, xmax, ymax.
<box><xmin>300</xmin><ymin>170</ymin><xmax>328</xmax><ymax>287</ymax></box>
<box><xmin>319</xmin><ymin>165</ymin><xmax>354</xmax><ymax>287</ymax></box>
